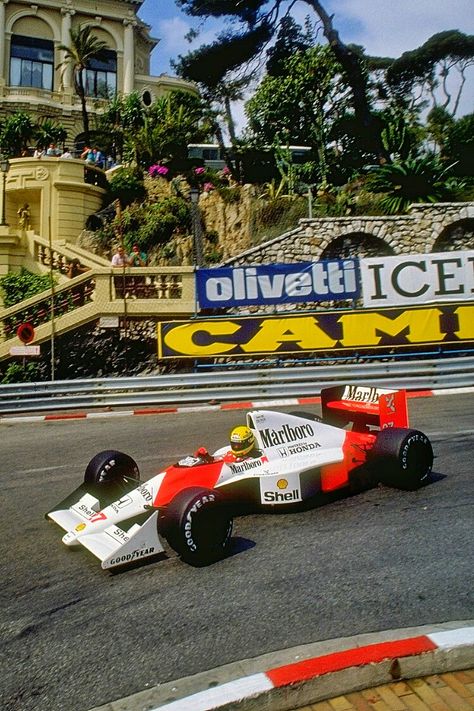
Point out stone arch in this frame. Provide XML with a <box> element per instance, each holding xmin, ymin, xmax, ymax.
<box><xmin>73</xmin><ymin>23</ymin><xmax>123</xmax><ymax>52</ymax></box>
<box><xmin>319</xmin><ymin>232</ymin><xmax>395</xmax><ymax>260</ymax></box>
<box><xmin>432</xmin><ymin>219</ymin><xmax>474</xmax><ymax>252</ymax></box>
<box><xmin>8</xmin><ymin>10</ymin><xmax>59</xmax><ymax>39</ymax></box>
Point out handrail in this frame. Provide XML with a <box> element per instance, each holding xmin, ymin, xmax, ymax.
<box><xmin>1</xmin><ymin>355</ymin><xmax>473</xmax><ymax>414</ymax></box>
<box><xmin>0</xmin><ymin>266</ymin><xmax>196</xmax><ymax>358</ymax></box>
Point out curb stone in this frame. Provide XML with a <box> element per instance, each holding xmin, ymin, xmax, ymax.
<box><xmin>88</xmin><ymin>621</ymin><xmax>474</xmax><ymax>711</ymax></box>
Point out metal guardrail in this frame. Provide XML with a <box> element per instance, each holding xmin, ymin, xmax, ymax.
<box><xmin>0</xmin><ymin>356</ymin><xmax>473</xmax><ymax>415</ymax></box>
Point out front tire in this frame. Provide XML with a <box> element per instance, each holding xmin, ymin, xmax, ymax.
<box><xmin>162</xmin><ymin>487</ymin><xmax>233</xmax><ymax>566</ymax></box>
<box><xmin>369</xmin><ymin>428</ymin><xmax>433</xmax><ymax>490</ymax></box>
<box><xmin>84</xmin><ymin>449</ymin><xmax>140</xmax><ymax>488</ymax></box>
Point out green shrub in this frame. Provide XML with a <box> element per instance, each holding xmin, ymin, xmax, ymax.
<box><xmin>1</xmin><ymin>361</ymin><xmax>42</xmax><ymax>384</ymax></box>
<box><xmin>0</xmin><ymin>268</ymin><xmax>53</xmax><ymax>307</ymax></box>
<box><xmin>107</xmin><ymin>168</ymin><xmax>146</xmax><ymax>207</ymax></box>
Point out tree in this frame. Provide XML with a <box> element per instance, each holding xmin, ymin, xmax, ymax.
<box><xmin>98</xmin><ymin>90</ymin><xmax>211</xmax><ymax>169</ymax></box>
<box><xmin>0</xmin><ymin>112</ymin><xmax>35</xmax><ymax>156</ymax></box>
<box><xmin>265</xmin><ymin>15</ymin><xmax>317</xmax><ymax>76</ymax></box>
<box><xmin>57</xmin><ymin>26</ymin><xmax>109</xmax><ymax>144</ymax></box>
<box><xmin>175</xmin><ymin>0</ymin><xmax>388</xmax><ymax>160</ymax></box>
<box><xmin>246</xmin><ymin>44</ymin><xmax>348</xmax><ymax>183</ymax></box>
<box><xmin>443</xmin><ymin>112</ymin><xmax>474</xmax><ymax>177</ymax></box>
<box><xmin>34</xmin><ymin>118</ymin><xmax>68</xmax><ymax>151</ymax></box>
<box><xmin>98</xmin><ymin>92</ymin><xmax>146</xmax><ymax>161</ymax></box>
<box><xmin>386</xmin><ymin>31</ymin><xmax>474</xmax><ymax>116</ymax></box>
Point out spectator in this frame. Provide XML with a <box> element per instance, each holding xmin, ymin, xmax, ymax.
<box><xmin>34</xmin><ymin>146</ymin><xmax>44</xmax><ymax>159</ymax></box>
<box><xmin>66</xmin><ymin>257</ymin><xmax>89</xmax><ymax>278</ymax></box>
<box><xmin>66</xmin><ymin>258</ymin><xmax>90</xmax><ymax>306</ymax></box>
<box><xmin>81</xmin><ymin>146</ymin><xmax>95</xmax><ymax>164</ymax></box>
<box><xmin>111</xmin><ymin>245</ymin><xmax>129</xmax><ymax>267</ymax></box>
<box><xmin>128</xmin><ymin>244</ymin><xmax>148</xmax><ymax>297</ymax></box>
<box><xmin>94</xmin><ymin>147</ymin><xmax>105</xmax><ymax>169</ymax></box>
<box><xmin>46</xmin><ymin>143</ymin><xmax>60</xmax><ymax>156</ymax></box>
<box><xmin>61</xmin><ymin>147</ymin><xmax>73</xmax><ymax>159</ymax></box>
<box><xmin>129</xmin><ymin>244</ymin><xmax>148</xmax><ymax>267</ymax></box>
<box><xmin>111</xmin><ymin>245</ymin><xmax>129</xmax><ymax>298</ymax></box>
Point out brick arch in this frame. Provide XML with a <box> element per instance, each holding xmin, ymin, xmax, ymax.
<box><xmin>319</xmin><ymin>232</ymin><xmax>395</xmax><ymax>260</ymax></box>
<box><xmin>432</xmin><ymin>219</ymin><xmax>474</xmax><ymax>252</ymax></box>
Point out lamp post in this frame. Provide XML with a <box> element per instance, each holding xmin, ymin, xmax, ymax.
<box><xmin>189</xmin><ymin>187</ymin><xmax>204</xmax><ymax>267</ymax></box>
<box><xmin>0</xmin><ymin>153</ymin><xmax>10</xmax><ymax>226</ymax></box>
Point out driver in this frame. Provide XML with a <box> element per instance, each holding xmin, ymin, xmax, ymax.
<box><xmin>227</xmin><ymin>425</ymin><xmax>260</xmax><ymax>461</ymax></box>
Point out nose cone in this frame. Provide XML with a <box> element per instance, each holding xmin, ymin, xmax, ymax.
<box><xmin>62</xmin><ymin>529</ymin><xmax>81</xmax><ymax>546</ymax></box>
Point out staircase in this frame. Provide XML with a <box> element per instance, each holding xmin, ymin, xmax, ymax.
<box><xmin>0</xmin><ymin>235</ymin><xmax>196</xmax><ymax>360</ymax></box>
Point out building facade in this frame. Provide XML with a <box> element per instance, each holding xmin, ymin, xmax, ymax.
<box><xmin>0</xmin><ymin>0</ymin><xmax>197</xmax><ymax>145</ymax></box>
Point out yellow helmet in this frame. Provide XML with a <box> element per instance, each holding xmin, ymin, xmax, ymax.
<box><xmin>230</xmin><ymin>425</ymin><xmax>255</xmax><ymax>456</ymax></box>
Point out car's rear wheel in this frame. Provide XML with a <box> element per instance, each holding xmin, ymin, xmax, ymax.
<box><xmin>369</xmin><ymin>428</ymin><xmax>433</xmax><ymax>490</ymax></box>
<box><xmin>84</xmin><ymin>450</ymin><xmax>140</xmax><ymax>488</ymax></box>
<box><xmin>162</xmin><ymin>487</ymin><xmax>233</xmax><ymax>566</ymax></box>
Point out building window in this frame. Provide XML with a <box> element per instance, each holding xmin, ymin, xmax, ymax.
<box><xmin>10</xmin><ymin>35</ymin><xmax>54</xmax><ymax>90</ymax></box>
<box><xmin>84</xmin><ymin>50</ymin><xmax>117</xmax><ymax>98</ymax></box>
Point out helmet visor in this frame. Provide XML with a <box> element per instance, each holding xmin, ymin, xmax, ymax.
<box><xmin>231</xmin><ymin>437</ymin><xmax>253</xmax><ymax>452</ymax></box>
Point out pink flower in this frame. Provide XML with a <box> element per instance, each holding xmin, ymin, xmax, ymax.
<box><xmin>194</xmin><ymin>167</ymin><xmax>205</xmax><ymax>175</ymax></box>
<box><xmin>221</xmin><ymin>166</ymin><xmax>231</xmax><ymax>175</ymax></box>
<box><xmin>203</xmin><ymin>182</ymin><xmax>215</xmax><ymax>192</ymax></box>
<box><xmin>148</xmin><ymin>163</ymin><xmax>169</xmax><ymax>177</ymax></box>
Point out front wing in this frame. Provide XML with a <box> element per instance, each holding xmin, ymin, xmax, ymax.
<box><xmin>47</xmin><ymin>490</ymin><xmax>165</xmax><ymax>570</ymax></box>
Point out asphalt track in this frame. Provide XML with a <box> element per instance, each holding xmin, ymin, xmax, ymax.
<box><xmin>1</xmin><ymin>393</ymin><xmax>473</xmax><ymax>711</ymax></box>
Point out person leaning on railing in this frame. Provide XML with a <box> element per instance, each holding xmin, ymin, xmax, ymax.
<box><xmin>66</xmin><ymin>258</ymin><xmax>90</xmax><ymax>306</ymax></box>
<box><xmin>128</xmin><ymin>244</ymin><xmax>148</xmax><ymax>297</ymax></box>
<box><xmin>111</xmin><ymin>246</ymin><xmax>129</xmax><ymax>298</ymax></box>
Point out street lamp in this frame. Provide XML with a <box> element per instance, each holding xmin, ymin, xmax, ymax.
<box><xmin>189</xmin><ymin>187</ymin><xmax>204</xmax><ymax>267</ymax></box>
<box><xmin>0</xmin><ymin>153</ymin><xmax>10</xmax><ymax>226</ymax></box>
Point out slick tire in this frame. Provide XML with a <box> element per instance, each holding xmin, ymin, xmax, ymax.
<box><xmin>84</xmin><ymin>450</ymin><xmax>140</xmax><ymax>488</ymax></box>
<box><xmin>163</xmin><ymin>487</ymin><xmax>233</xmax><ymax>566</ymax></box>
<box><xmin>369</xmin><ymin>428</ymin><xmax>433</xmax><ymax>491</ymax></box>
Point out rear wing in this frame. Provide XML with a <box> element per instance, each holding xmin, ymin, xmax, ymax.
<box><xmin>321</xmin><ymin>385</ymin><xmax>408</xmax><ymax>431</ymax></box>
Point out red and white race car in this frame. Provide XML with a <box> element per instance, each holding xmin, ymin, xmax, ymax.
<box><xmin>47</xmin><ymin>385</ymin><xmax>434</xmax><ymax>570</ymax></box>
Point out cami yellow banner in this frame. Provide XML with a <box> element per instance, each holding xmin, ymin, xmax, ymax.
<box><xmin>157</xmin><ymin>303</ymin><xmax>474</xmax><ymax>359</ymax></box>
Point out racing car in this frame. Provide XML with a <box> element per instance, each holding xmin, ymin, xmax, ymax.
<box><xmin>47</xmin><ymin>385</ymin><xmax>434</xmax><ymax>570</ymax></box>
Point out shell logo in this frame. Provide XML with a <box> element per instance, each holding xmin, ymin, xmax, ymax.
<box><xmin>276</xmin><ymin>478</ymin><xmax>288</xmax><ymax>490</ymax></box>
<box><xmin>75</xmin><ymin>522</ymin><xmax>86</xmax><ymax>532</ymax></box>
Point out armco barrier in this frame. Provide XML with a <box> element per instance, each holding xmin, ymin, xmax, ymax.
<box><xmin>0</xmin><ymin>355</ymin><xmax>473</xmax><ymax>415</ymax></box>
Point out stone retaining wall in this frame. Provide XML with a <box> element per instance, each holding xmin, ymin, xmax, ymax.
<box><xmin>223</xmin><ymin>202</ymin><xmax>474</xmax><ymax>266</ymax></box>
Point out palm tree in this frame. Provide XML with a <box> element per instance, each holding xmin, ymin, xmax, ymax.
<box><xmin>57</xmin><ymin>26</ymin><xmax>109</xmax><ymax>144</ymax></box>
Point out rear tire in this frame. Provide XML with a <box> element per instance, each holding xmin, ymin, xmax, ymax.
<box><xmin>84</xmin><ymin>450</ymin><xmax>140</xmax><ymax>488</ymax></box>
<box><xmin>369</xmin><ymin>428</ymin><xmax>433</xmax><ymax>490</ymax></box>
<box><xmin>162</xmin><ymin>487</ymin><xmax>233</xmax><ymax>566</ymax></box>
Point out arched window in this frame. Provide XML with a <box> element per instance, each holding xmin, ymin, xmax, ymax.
<box><xmin>84</xmin><ymin>50</ymin><xmax>117</xmax><ymax>98</ymax></box>
<box><xmin>10</xmin><ymin>34</ymin><xmax>54</xmax><ymax>90</ymax></box>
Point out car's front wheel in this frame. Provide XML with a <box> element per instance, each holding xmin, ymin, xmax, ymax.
<box><xmin>84</xmin><ymin>449</ymin><xmax>140</xmax><ymax>489</ymax></box>
<box><xmin>162</xmin><ymin>487</ymin><xmax>233</xmax><ymax>566</ymax></box>
<box><xmin>369</xmin><ymin>428</ymin><xmax>433</xmax><ymax>490</ymax></box>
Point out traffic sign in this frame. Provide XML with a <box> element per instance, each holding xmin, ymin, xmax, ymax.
<box><xmin>17</xmin><ymin>322</ymin><xmax>35</xmax><ymax>344</ymax></box>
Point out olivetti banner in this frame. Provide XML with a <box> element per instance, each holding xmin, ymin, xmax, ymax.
<box><xmin>361</xmin><ymin>250</ymin><xmax>474</xmax><ymax>307</ymax></box>
<box><xmin>196</xmin><ymin>259</ymin><xmax>360</xmax><ymax>308</ymax></box>
<box><xmin>157</xmin><ymin>302</ymin><xmax>474</xmax><ymax>359</ymax></box>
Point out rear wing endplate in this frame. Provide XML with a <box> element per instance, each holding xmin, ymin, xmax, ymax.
<box><xmin>321</xmin><ymin>385</ymin><xmax>408</xmax><ymax>430</ymax></box>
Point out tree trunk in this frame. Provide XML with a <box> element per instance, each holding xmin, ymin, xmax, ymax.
<box><xmin>75</xmin><ymin>71</ymin><xmax>90</xmax><ymax>144</ymax></box>
<box><xmin>306</xmin><ymin>0</ymin><xmax>389</xmax><ymax>162</ymax></box>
